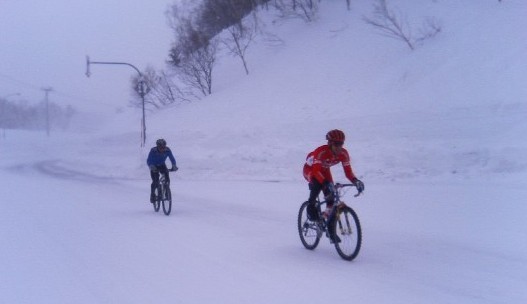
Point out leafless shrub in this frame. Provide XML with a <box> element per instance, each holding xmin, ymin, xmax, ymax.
<box><xmin>167</xmin><ymin>6</ymin><xmax>219</xmax><ymax>97</ymax></box>
<box><xmin>415</xmin><ymin>17</ymin><xmax>441</xmax><ymax>46</ymax></box>
<box><xmin>363</xmin><ymin>0</ymin><xmax>441</xmax><ymax>50</ymax></box>
<box><xmin>130</xmin><ymin>67</ymin><xmax>192</xmax><ymax>110</ymax></box>
<box><xmin>222</xmin><ymin>12</ymin><xmax>258</xmax><ymax>75</ymax></box>
<box><xmin>170</xmin><ymin>39</ymin><xmax>218</xmax><ymax>97</ymax></box>
<box><xmin>363</xmin><ymin>0</ymin><xmax>415</xmax><ymax>50</ymax></box>
<box><xmin>273</xmin><ymin>0</ymin><xmax>319</xmax><ymax>22</ymax></box>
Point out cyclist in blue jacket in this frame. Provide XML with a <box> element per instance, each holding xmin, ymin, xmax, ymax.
<box><xmin>147</xmin><ymin>139</ymin><xmax>178</xmax><ymax>203</ymax></box>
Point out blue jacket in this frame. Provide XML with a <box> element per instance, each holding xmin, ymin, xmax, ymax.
<box><xmin>147</xmin><ymin>147</ymin><xmax>176</xmax><ymax>167</ymax></box>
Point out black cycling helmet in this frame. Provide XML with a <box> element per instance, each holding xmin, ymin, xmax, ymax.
<box><xmin>156</xmin><ymin>138</ymin><xmax>167</xmax><ymax>147</ymax></box>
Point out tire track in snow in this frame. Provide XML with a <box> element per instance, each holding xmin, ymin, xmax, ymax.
<box><xmin>33</xmin><ymin>160</ymin><xmax>121</xmax><ymax>183</ymax></box>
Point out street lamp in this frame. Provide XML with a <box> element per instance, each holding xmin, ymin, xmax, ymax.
<box><xmin>85</xmin><ymin>55</ymin><xmax>148</xmax><ymax>147</ymax></box>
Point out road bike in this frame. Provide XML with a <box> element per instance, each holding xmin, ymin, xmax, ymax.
<box><xmin>297</xmin><ymin>183</ymin><xmax>362</xmax><ymax>261</ymax></box>
<box><xmin>152</xmin><ymin>170</ymin><xmax>173</xmax><ymax>215</ymax></box>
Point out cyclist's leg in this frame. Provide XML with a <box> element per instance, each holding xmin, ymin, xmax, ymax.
<box><xmin>321</xmin><ymin>183</ymin><xmax>339</xmax><ymax>242</ymax></box>
<box><xmin>307</xmin><ymin>180</ymin><xmax>323</xmax><ymax>221</ymax></box>
<box><xmin>321</xmin><ymin>186</ymin><xmax>334</xmax><ymax>207</ymax></box>
<box><xmin>327</xmin><ymin>209</ymin><xmax>340</xmax><ymax>243</ymax></box>
<box><xmin>150</xmin><ymin>170</ymin><xmax>159</xmax><ymax>201</ymax></box>
<box><xmin>159</xmin><ymin>165</ymin><xmax>170</xmax><ymax>185</ymax></box>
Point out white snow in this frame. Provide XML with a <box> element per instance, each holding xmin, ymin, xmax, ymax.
<box><xmin>1</xmin><ymin>1</ymin><xmax>526</xmax><ymax>303</ymax></box>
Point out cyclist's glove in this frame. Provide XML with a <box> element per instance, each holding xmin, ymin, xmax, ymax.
<box><xmin>352</xmin><ymin>178</ymin><xmax>365</xmax><ymax>193</ymax></box>
<box><xmin>170</xmin><ymin>166</ymin><xmax>178</xmax><ymax>172</ymax></box>
<box><xmin>149</xmin><ymin>165</ymin><xmax>158</xmax><ymax>172</ymax></box>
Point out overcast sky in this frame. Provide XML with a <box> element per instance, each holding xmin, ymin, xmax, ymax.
<box><xmin>0</xmin><ymin>0</ymin><xmax>176</xmax><ymax>112</ymax></box>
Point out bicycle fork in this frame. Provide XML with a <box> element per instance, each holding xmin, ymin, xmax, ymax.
<box><xmin>335</xmin><ymin>205</ymin><xmax>353</xmax><ymax>237</ymax></box>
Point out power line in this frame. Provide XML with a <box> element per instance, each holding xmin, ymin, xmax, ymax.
<box><xmin>0</xmin><ymin>72</ymin><xmax>98</xmax><ymax>105</ymax></box>
<box><xmin>0</xmin><ymin>72</ymin><xmax>41</xmax><ymax>92</ymax></box>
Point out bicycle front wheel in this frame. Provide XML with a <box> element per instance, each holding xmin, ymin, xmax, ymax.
<box><xmin>298</xmin><ymin>201</ymin><xmax>321</xmax><ymax>250</ymax></box>
<box><xmin>162</xmin><ymin>186</ymin><xmax>172</xmax><ymax>216</ymax></box>
<box><xmin>331</xmin><ymin>206</ymin><xmax>362</xmax><ymax>261</ymax></box>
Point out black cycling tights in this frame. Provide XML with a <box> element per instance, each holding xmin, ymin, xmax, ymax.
<box><xmin>308</xmin><ymin>179</ymin><xmax>334</xmax><ymax>207</ymax></box>
<box><xmin>150</xmin><ymin>165</ymin><xmax>170</xmax><ymax>194</ymax></box>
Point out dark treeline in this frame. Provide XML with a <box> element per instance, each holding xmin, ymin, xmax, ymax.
<box><xmin>0</xmin><ymin>98</ymin><xmax>75</xmax><ymax>131</ymax></box>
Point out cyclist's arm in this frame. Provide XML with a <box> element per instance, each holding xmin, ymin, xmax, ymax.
<box><xmin>341</xmin><ymin>150</ymin><xmax>357</xmax><ymax>182</ymax></box>
<box><xmin>167</xmin><ymin>149</ymin><xmax>176</xmax><ymax>167</ymax></box>
<box><xmin>343</xmin><ymin>163</ymin><xmax>357</xmax><ymax>182</ymax></box>
<box><xmin>146</xmin><ymin>149</ymin><xmax>155</xmax><ymax>166</ymax></box>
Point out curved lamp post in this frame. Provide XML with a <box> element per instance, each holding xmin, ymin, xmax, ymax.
<box><xmin>85</xmin><ymin>55</ymin><xmax>148</xmax><ymax>147</ymax></box>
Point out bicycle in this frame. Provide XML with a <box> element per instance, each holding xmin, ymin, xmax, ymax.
<box><xmin>152</xmin><ymin>169</ymin><xmax>174</xmax><ymax>215</ymax></box>
<box><xmin>297</xmin><ymin>183</ymin><xmax>362</xmax><ymax>261</ymax></box>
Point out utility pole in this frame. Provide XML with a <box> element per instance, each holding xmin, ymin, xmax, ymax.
<box><xmin>42</xmin><ymin>87</ymin><xmax>53</xmax><ymax>137</ymax></box>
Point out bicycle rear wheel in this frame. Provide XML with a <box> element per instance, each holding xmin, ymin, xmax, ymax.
<box><xmin>331</xmin><ymin>206</ymin><xmax>362</xmax><ymax>261</ymax></box>
<box><xmin>162</xmin><ymin>186</ymin><xmax>172</xmax><ymax>215</ymax></box>
<box><xmin>153</xmin><ymin>185</ymin><xmax>161</xmax><ymax>212</ymax></box>
<box><xmin>298</xmin><ymin>201</ymin><xmax>321</xmax><ymax>250</ymax></box>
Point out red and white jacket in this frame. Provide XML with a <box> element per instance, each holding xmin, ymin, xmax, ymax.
<box><xmin>303</xmin><ymin>144</ymin><xmax>357</xmax><ymax>184</ymax></box>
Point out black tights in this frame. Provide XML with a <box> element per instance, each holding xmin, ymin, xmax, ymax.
<box><xmin>308</xmin><ymin>179</ymin><xmax>334</xmax><ymax>207</ymax></box>
<box><xmin>150</xmin><ymin>165</ymin><xmax>170</xmax><ymax>195</ymax></box>
<box><xmin>307</xmin><ymin>179</ymin><xmax>335</xmax><ymax>222</ymax></box>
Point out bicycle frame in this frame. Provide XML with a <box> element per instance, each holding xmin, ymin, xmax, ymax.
<box><xmin>298</xmin><ymin>182</ymin><xmax>362</xmax><ymax>260</ymax></box>
<box><xmin>152</xmin><ymin>170</ymin><xmax>173</xmax><ymax>216</ymax></box>
<box><xmin>158</xmin><ymin>172</ymin><xmax>168</xmax><ymax>200</ymax></box>
<box><xmin>316</xmin><ymin>183</ymin><xmax>356</xmax><ymax>221</ymax></box>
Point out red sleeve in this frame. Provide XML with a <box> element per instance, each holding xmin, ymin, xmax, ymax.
<box><xmin>341</xmin><ymin>149</ymin><xmax>357</xmax><ymax>182</ymax></box>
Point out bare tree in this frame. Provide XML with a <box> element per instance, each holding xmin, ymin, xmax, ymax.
<box><xmin>363</xmin><ymin>0</ymin><xmax>415</xmax><ymax>50</ymax></box>
<box><xmin>273</xmin><ymin>0</ymin><xmax>319</xmax><ymax>22</ymax></box>
<box><xmin>169</xmin><ymin>39</ymin><xmax>218</xmax><ymax>96</ymax></box>
<box><xmin>222</xmin><ymin>13</ymin><xmax>258</xmax><ymax>75</ymax></box>
<box><xmin>415</xmin><ymin>17</ymin><xmax>441</xmax><ymax>46</ymax></box>
<box><xmin>195</xmin><ymin>0</ymin><xmax>259</xmax><ymax>75</ymax></box>
<box><xmin>297</xmin><ymin>0</ymin><xmax>318</xmax><ymax>22</ymax></box>
<box><xmin>199</xmin><ymin>0</ymin><xmax>258</xmax><ymax>37</ymax></box>
<box><xmin>152</xmin><ymin>70</ymin><xmax>194</xmax><ymax>103</ymax></box>
<box><xmin>130</xmin><ymin>67</ymin><xmax>192</xmax><ymax>110</ymax></box>
<box><xmin>167</xmin><ymin>8</ymin><xmax>219</xmax><ymax>97</ymax></box>
<box><xmin>363</xmin><ymin>0</ymin><xmax>441</xmax><ymax>50</ymax></box>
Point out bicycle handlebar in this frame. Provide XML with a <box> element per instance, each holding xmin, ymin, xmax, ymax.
<box><xmin>334</xmin><ymin>183</ymin><xmax>362</xmax><ymax>197</ymax></box>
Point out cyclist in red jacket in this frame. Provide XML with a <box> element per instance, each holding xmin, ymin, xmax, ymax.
<box><xmin>303</xmin><ymin>129</ymin><xmax>364</xmax><ymax>241</ymax></box>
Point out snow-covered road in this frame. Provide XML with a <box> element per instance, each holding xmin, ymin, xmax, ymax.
<box><xmin>2</xmin><ymin>156</ymin><xmax>525</xmax><ymax>304</ymax></box>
